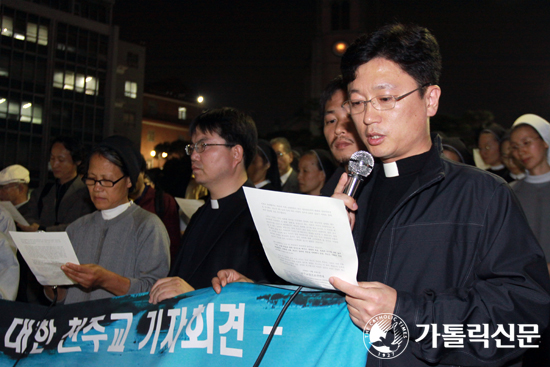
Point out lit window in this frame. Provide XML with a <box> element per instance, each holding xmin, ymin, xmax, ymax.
<box><xmin>53</xmin><ymin>70</ymin><xmax>98</xmax><ymax>95</ymax></box>
<box><xmin>124</xmin><ymin>81</ymin><xmax>137</xmax><ymax>99</ymax></box>
<box><xmin>63</xmin><ymin>71</ymin><xmax>75</xmax><ymax>90</ymax></box>
<box><xmin>178</xmin><ymin>107</ymin><xmax>187</xmax><ymax>120</ymax></box>
<box><xmin>26</xmin><ymin>23</ymin><xmax>48</xmax><ymax>45</ymax></box>
<box><xmin>85</xmin><ymin>76</ymin><xmax>98</xmax><ymax>95</ymax></box>
<box><xmin>75</xmin><ymin>73</ymin><xmax>86</xmax><ymax>93</ymax></box>
<box><xmin>1</xmin><ymin>16</ymin><xmax>13</xmax><ymax>37</ymax></box>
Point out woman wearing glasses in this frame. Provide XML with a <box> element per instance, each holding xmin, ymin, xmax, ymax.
<box><xmin>49</xmin><ymin>136</ymin><xmax>170</xmax><ymax>304</ymax></box>
<box><xmin>509</xmin><ymin>114</ymin><xmax>550</xmax><ymax>273</ymax></box>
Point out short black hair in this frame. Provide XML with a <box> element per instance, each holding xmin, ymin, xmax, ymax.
<box><xmin>190</xmin><ymin>107</ymin><xmax>258</xmax><ymax>169</ymax></box>
<box><xmin>50</xmin><ymin>136</ymin><xmax>84</xmax><ymax>164</ymax></box>
<box><xmin>341</xmin><ymin>23</ymin><xmax>442</xmax><ymax>97</ymax></box>
<box><xmin>319</xmin><ymin>76</ymin><xmax>347</xmax><ymax>117</ymax></box>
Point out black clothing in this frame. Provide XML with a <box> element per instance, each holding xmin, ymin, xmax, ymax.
<box><xmin>353</xmin><ymin>135</ymin><xmax>550</xmax><ymax>366</ymax></box>
<box><xmin>359</xmin><ymin>151</ymin><xmax>430</xmax><ymax>280</ymax></box>
<box><xmin>170</xmin><ymin>181</ymin><xmax>280</xmax><ymax>289</ymax></box>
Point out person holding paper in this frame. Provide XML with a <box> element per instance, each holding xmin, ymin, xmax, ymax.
<box><xmin>50</xmin><ymin>136</ymin><xmax>170</xmax><ymax>304</ymax></box>
<box><xmin>214</xmin><ymin>24</ymin><xmax>550</xmax><ymax>366</ymax></box>
<box><xmin>149</xmin><ymin>108</ymin><xmax>279</xmax><ymax>304</ymax></box>
<box><xmin>0</xmin><ymin>232</ymin><xmax>18</xmax><ymax>301</ymax></box>
<box><xmin>327</xmin><ymin>23</ymin><xmax>550</xmax><ymax>366</ymax></box>
<box><xmin>0</xmin><ymin>164</ymin><xmax>31</xmax><ymax>217</ymax></box>
<box><xmin>19</xmin><ymin>137</ymin><xmax>95</xmax><ymax>232</ymax></box>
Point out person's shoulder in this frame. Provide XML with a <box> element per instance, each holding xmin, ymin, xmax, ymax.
<box><xmin>131</xmin><ymin>204</ymin><xmax>164</xmax><ymax>226</ymax></box>
<box><xmin>66</xmin><ymin>210</ymin><xmax>99</xmax><ymax>229</ymax></box>
<box><xmin>442</xmin><ymin>159</ymin><xmax>507</xmax><ymax>188</ymax></box>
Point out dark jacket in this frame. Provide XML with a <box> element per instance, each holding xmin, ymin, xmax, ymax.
<box><xmin>355</xmin><ymin>136</ymin><xmax>550</xmax><ymax>366</ymax></box>
<box><xmin>282</xmin><ymin>169</ymin><xmax>300</xmax><ymax>193</ymax></box>
<box><xmin>170</xmin><ymin>182</ymin><xmax>280</xmax><ymax>289</ymax></box>
<box><xmin>24</xmin><ymin>177</ymin><xmax>95</xmax><ymax>231</ymax></box>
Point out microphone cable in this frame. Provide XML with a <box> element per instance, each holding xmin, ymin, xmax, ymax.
<box><xmin>252</xmin><ymin>285</ymin><xmax>303</xmax><ymax>367</ymax></box>
<box><xmin>12</xmin><ymin>286</ymin><xmax>58</xmax><ymax>367</ymax></box>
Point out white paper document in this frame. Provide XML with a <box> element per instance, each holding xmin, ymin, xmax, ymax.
<box><xmin>175</xmin><ymin>198</ymin><xmax>205</xmax><ymax>219</ymax></box>
<box><xmin>0</xmin><ymin>201</ymin><xmax>30</xmax><ymax>226</ymax></box>
<box><xmin>10</xmin><ymin>231</ymin><xmax>79</xmax><ymax>286</ymax></box>
<box><xmin>243</xmin><ymin>187</ymin><xmax>358</xmax><ymax>290</ymax></box>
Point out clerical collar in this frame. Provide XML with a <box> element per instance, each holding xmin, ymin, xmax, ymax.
<box><xmin>525</xmin><ymin>170</ymin><xmax>550</xmax><ymax>184</ymax></box>
<box><xmin>382</xmin><ymin>150</ymin><xmax>431</xmax><ymax>178</ymax></box>
<box><xmin>490</xmin><ymin>164</ymin><xmax>505</xmax><ymax>170</ymax></box>
<box><xmin>255</xmin><ymin>180</ymin><xmax>271</xmax><ymax>189</ymax></box>
<box><xmin>102</xmin><ymin>201</ymin><xmax>132</xmax><ymax>220</ymax></box>
<box><xmin>211</xmin><ymin>200</ymin><xmax>219</xmax><ymax>209</ymax></box>
<box><xmin>383</xmin><ymin>162</ymin><xmax>399</xmax><ymax>177</ymax></box>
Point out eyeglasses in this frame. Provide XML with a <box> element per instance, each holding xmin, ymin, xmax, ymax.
<box><xmin>84</xmin><ymin>176</ymin><xmax>126</xmax><ymax>187</ymax></box>
<box><xmin>185</xmin><ymin>142</ymin><xmax>235</xmax><ymax>156</ymax></box>
<box><xmin>342</xmin><ymin>83</ymin><xmax>430</xmax><ymax>115</ymax></box>
<box><xmin>510</xmin><ymin>137</ymin><xmax>541</xmax><ymax>152</ymax></box>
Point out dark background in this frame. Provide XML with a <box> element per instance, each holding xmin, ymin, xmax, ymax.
<box><xmin>113</xmin><ymin>0</ymin><xmax>550</xmax><ymax>141</ymax></box>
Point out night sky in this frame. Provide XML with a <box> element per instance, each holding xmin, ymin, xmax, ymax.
<box><xmin>113</xmin><ymin>0</ymin><xmax>550</xmax><ymax>137</ymax></box>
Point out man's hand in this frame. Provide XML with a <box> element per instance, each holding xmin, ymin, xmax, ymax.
<box><xmin>18</xmin><ymin>223</ymin><xmax>40</xmax><ymax>232</ymax></box>
<box><xmin>212</xmin><ymin>269</ymin><xmax>253</xmax><ymax>294</ymax></box>
<box><xmin>149</xmin><ymin>277</ymin><xmax>195</xmax><ymax>304</ymax></box>
<box><xmin>330</xmin><ymin>277</ymin><xmax>397</xmax><ymax>330</ymax></box>
<box><xmin>331</xmin><ymin>172</ymin><xmax>357</xmax><ymax>229</ymax></box>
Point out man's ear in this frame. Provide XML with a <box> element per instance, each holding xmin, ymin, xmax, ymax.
<box><xmin>232</xmin><ymin>145</ymin><xmax>244</xmax><ymax>166</ymax></box>
<box><xmin>425</xmin><ymin>85</ymin><xmax>441</xmax><ymax>117</ymax></box>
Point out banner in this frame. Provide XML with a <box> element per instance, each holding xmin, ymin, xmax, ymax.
<box><xmin>0</xmin><ymin>283</ymin><xmax>367</xmax><ymax>366</ymax></box>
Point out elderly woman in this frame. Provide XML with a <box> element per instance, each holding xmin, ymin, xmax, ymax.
<box><xmin>246</xmin><ymin>139</ymin><xmax>281</xmax><ymax>191</ymax></box>
<box><xmin>510</xmin><ymin>114</ymin><xmax>550</xmax><ymax>271</ymax></box>
<box><xmin>50</xmin><ymin>136</ymin><xmax>170</xmax><ymax>304</ymax></box>
<box><xmin>297</xmin><ymin>149</ymin><xmax>336</xmax><ymax>196</ymax></box>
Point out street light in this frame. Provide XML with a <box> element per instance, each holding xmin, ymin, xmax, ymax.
<box><xmin>197</xmin><ymin>96</ymin><xmax>204</xmax><ymax>103</ymax></box>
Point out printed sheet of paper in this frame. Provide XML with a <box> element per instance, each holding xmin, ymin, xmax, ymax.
<box><xmin>175</xmin><ymin>198</ymin><xmax>205</xmax><ymax>219</ymax></box>
<box><xmin>244</xmin><ymin>187</ymin><xmax>358</xmax><ymax>290</ymax></box>
<box><xmin>10</xmin><ymin>231</ymin><xmax>79</xmax><ymax>286</ymax></box>
<box><xmin>0</xmin><ymin>201</ymin><xmax>29</xmax><ymax>226</ymax></box>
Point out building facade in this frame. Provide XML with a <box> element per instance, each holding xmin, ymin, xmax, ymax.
<box><xmin>0</xmin><ymin>0</ymin><xmax>144</xmax><ymax>185</ymax></box>
<box><xmin>141</xmin><ymin>92</ymin><xmax>202</xmax><ymax>169</ymax></box>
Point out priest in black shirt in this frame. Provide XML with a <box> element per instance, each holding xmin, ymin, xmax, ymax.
<box><xmin>149</xmin><ymin>107</ymin><xmax>279</xmax><ymax>304</ymax></box>
<box><xmin>327</xmin><ymin>23</ymin><xmax>550</xmax><ymax>366</ymax></box>
<box><xmin>214</xmin><ymin>24</ymin><xmax>550</xmax><ymax>366</ymax></box>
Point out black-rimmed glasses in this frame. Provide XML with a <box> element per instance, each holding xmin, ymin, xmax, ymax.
<box><xmin>83</xmin><ymin>176</ymin><xmax>126</xmax><ymax>187</ymax></box>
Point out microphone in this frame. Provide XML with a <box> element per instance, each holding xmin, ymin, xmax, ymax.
<box><xmin>343</xmin><ymin>150</ymin><xmax>374</xmax><ymax>198</ymax></box>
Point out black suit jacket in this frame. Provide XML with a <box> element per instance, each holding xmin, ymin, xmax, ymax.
<box><xmin>281</xmin><ymin>169</ymin><xmax>299</xmax><ymax>193</ymax></box>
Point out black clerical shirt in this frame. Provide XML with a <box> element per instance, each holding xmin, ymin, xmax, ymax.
<box><xmin>357</xmin><ymin>150</ymin><xmax>431</xmax><ymax>281</ymax></box>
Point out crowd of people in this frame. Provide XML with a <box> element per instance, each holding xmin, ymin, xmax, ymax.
<box><xmin>0</xmin><ymin>22</ymin><xmax>549</xmax><ymax>366</ymax></box>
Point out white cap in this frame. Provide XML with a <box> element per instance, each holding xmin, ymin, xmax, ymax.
<box><xmin>0</xmin><ymin>165</ymin><xmax>30</xmax><ymax>185</ymax></box>
<box><xmin>512</xmin><ymin>114</ymin><xmax>550</xmax><ymax>163</ymax></box>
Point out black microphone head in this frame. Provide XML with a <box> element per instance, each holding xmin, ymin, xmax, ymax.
<box><xmin>348</xmin><ymin>150</ymin><xmax>374</xmax><ymax>177</ymax></box>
